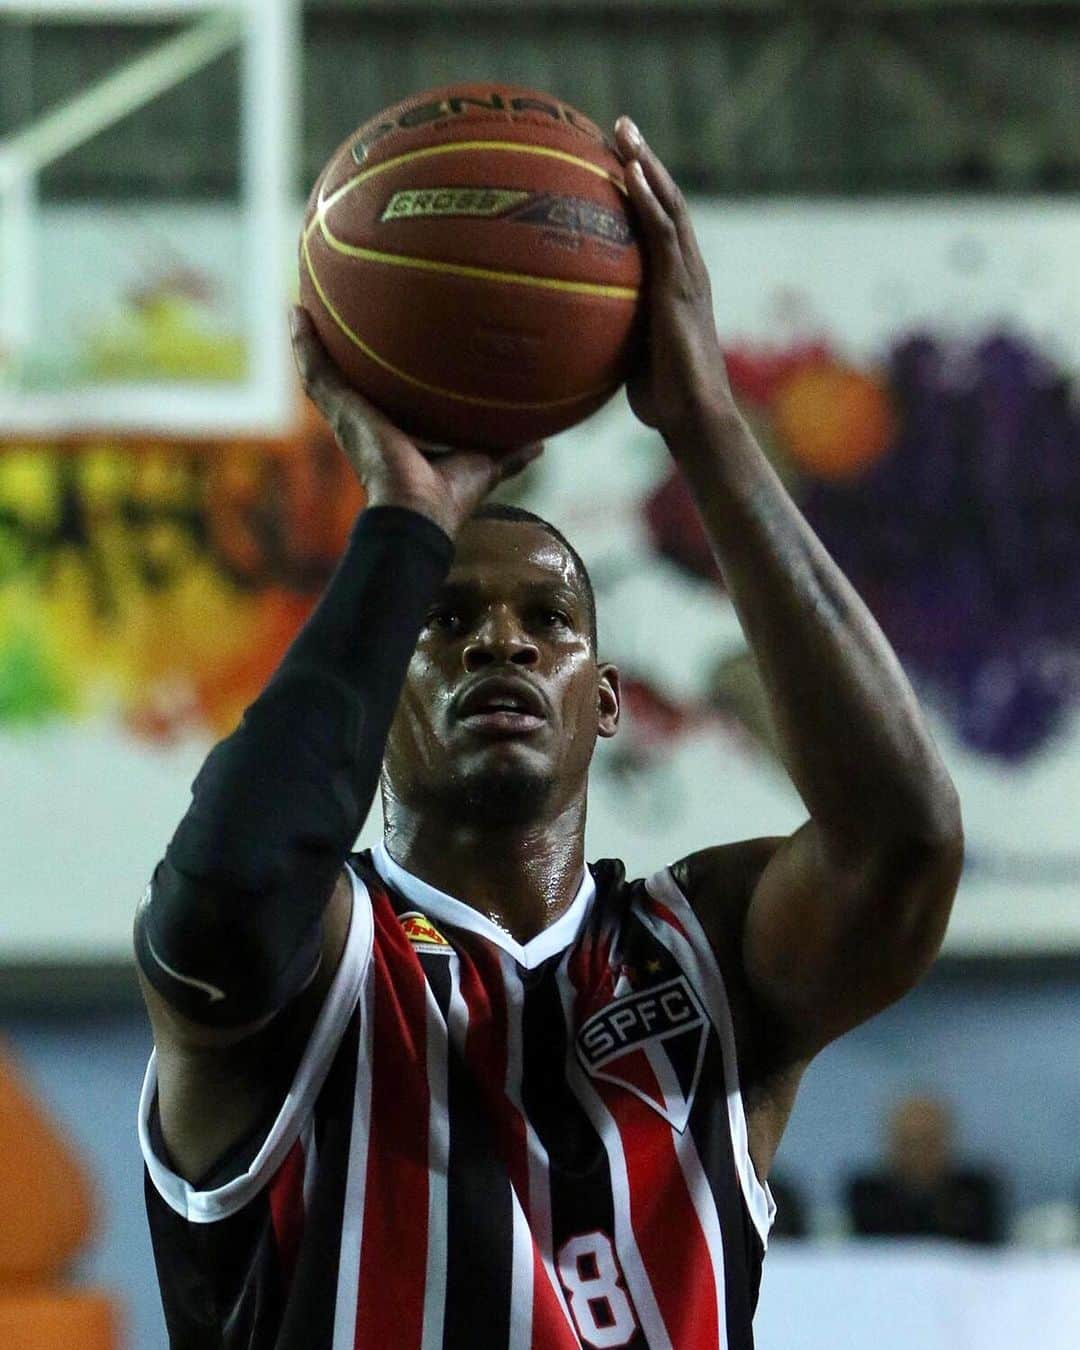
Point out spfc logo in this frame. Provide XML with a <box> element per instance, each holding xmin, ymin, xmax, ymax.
<box><xmin>399</xmin><ymin>911</ymin><xmax>453</xmax><ymax>955</ymax></box>
<box><xmin>575</xmin><ymin>976</ymin><xmax>708</xmax><ymax>1132</ymax></box>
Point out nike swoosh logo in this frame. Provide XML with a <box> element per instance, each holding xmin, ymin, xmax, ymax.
<box><xmin>144</xmin><ymin>927</ymin><xmax>227</xmax><ymax>1004</ymax></box>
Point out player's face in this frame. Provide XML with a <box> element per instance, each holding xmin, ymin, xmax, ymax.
<box><xmin>383</xmin><ymin>519</ymin><xmax>619</xmax><ymax>824</ymax></box>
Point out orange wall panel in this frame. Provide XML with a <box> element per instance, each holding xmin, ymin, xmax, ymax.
<box><xmin>0</xmin><ymin>1290</ymin><xmax>117</xmax><ymax>1350</ymax></box>
<box><xmin>0</xmin><ymin>1044</ymin><xmax>94</xmax><ymax>1284</ymax></box>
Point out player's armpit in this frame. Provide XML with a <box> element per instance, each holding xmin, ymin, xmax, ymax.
<box><xmin>677</xmin><ymin>827</ymin><xmax>959</xmax><ymax>1179</ymax></box>
<box><xmin>671</xmin><ymin>837</ymin><xmax>790</xmax><ymax>1076</ymax></box>
<box><xmin>139</xmin><ymin>870</ymin><xmax>353</xmax><ymax>1185</ymax></box>
<box><xmin>671</xmin><ymin>839</ymin><xmax>805</xmax><ymax>1181</ymax></box>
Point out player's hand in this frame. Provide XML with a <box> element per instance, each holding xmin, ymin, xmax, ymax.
<box><xmin>290</xmin><ymin>306</ymin><xmax>543</xmax><ymax>538</ymax></box>
<box><xmin>614</xmin><ymin>117</ymin><xmax>737</xmax><ymax>445</ymax></box>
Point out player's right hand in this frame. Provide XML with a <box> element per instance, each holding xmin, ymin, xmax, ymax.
<box><xmin>290</xmin><ymin>305</ymin><xmax>544</xmax><ymax>538</ymax></box>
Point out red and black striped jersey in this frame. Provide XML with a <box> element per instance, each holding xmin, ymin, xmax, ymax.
<box><xmin>140</xmin><ymin>845</ymin><xmax>775</xmax><ymax>1349</ymax></box>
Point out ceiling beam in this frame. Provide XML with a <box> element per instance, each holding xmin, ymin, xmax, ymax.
<box><xmin>300</xmin><ymin>0</ymin><xmax>1080</xmax><ymax>13</ymax></box>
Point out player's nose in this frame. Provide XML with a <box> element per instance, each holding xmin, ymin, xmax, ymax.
<box><xmin>462</xmin><ymin>607</ymin><xmax>540</xmax><ymax>671</ymax></box>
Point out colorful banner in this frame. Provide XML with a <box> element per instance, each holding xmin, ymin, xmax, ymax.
<box><xmin>0</xmin><ymin>407</ymin><xmax>364</xmax><ymax>744</ymax></box>
<box><xmin>646</xmin><ymin>331</ymin><xmax>1080</xmax><ymax>765</ymax></box>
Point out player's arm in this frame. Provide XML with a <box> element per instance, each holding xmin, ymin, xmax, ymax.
<box><xmin>135</xmin><ymin>309</ymin><xmax>542</xmax><ymax>1181</ymax></box>
<box><xmin>616</xmin><ymin>118</ymin><xmax>963</xmax><ymax>1066</ymax></box>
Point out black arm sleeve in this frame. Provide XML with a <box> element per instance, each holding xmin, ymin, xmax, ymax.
<box><xmin>134</xmin><ymin>505</ymin><xmax>453</xmax><ymax>1026</ymax></box>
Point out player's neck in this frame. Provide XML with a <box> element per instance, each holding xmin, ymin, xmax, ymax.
<box><xmin>382</xmin><ymin>799</ymin><xmax>587</xmax><ymax>945</ymax></box>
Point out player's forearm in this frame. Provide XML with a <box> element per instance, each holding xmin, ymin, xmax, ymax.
<box><xmin>135</xmin><ymin>505</ymin><xmax>453</xmax><ymax>1025</ymax></box>
<box><xmin>670</xmin><ymin>405</ymin><xmax>960</xmax><ymax>859</ymax></box>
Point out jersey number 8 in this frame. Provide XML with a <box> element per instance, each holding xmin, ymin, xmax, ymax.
<box><xmin>556</xmin><ymin>1231</ymin><xmax>638</xmax><ymax>1347</ymax></box>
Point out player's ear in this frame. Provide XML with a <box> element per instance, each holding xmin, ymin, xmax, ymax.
<box><xmin>597</xmin><ymin>664</ymin><xmax>620</xmax><ymax>738</ymax></box>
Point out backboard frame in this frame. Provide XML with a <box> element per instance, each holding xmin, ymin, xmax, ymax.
<box><xmin>0</xmin><ymin>0</ymin><xmax>298</xmax><ymax>437</ymax></box>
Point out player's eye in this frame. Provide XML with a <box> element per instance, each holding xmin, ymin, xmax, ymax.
<box><xmin>425</xmin><ymin>607</ymin><xmax>464</xmax><ymax>633</ymax></box>
<box><xmin>538</xmin><ymin>608</ymin><xmax>572</xmax><ymax>630</ymax></box>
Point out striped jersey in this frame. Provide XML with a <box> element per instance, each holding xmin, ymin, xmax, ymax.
<box><xmin>140</xmin><ymin>843</ymin><xmax>775</xmax><ymax>1349</ymax></box>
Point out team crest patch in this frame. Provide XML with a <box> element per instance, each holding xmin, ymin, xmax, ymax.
<box><xmin>399</xmin><ymin>911</ymin><xmax>453</xmax><ymax>954</ymax></box>
<box><xmin>576</xmin><ymin>976</ymin><xmax>708</xmax><ymax>1133</ymax></box>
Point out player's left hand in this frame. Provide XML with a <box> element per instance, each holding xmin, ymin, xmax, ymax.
<box><xmin>614</xmin><ymin>116</ymin><xmax>737</xmax><ymax>445</ymax></box>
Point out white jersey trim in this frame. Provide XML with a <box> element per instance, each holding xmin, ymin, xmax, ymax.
<box><xmin>419</xmin><ymin>957</ymin><xmax>455</xmax><ymax>1350</ymax></box>
<box><xmin>643</xmin><ymin>866</ymin><xmax>777</xmax><ymax>1249</ymax></box>
<box><xmin>372</xmin><ymin>840</ymin><xmax>597</xmax><ymax>970</ymax></box>
<box><xmin>331</xmin><ymin>950</ymin><xmax>376</xmax><ymax>1350</ymax></box>
<box><xmin>138</xmin><ymin>862</ymin><xmax>375</xmax><ymax>1225</ymax></box>
<box><xmin>555</xmin><ymin>949</ymin><xmax>675</xmax><ymax>1350</ymax></box>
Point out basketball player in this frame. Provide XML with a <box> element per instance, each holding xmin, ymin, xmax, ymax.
<box><xmin>135</xmin><ymin>118</ymin><xmax>963</xmax><ymax>1349</ymax></box>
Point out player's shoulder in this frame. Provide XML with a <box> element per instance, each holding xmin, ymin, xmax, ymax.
<box><xmin>667</xmin><ymin>839</ymin><xmax>783</xmax><ymax>952</ymax></box>
<box><xmin>588</xmin><ymin>839</ymin><xmax>782</xmax><ymax>937</ymax></box>
<box><xmin>670</xmin><ymin>841</ymin><xmax>807</xmax><ymax>1089</ymax></box>
<box><xmin>586</xmin><ymin>853</ymin><xmax>744</xmax><ymax>963</ymax></box>
<box><xmin>585</xmin><ymin>856</ymin><xmax>663</xmax><ymax>926</ymax></box>
<box><xmin>669</xmin><ymin>838</ymin><xmax>784</xmax><ymax>900</ymax></box>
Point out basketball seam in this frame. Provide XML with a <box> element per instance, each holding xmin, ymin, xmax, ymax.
<box><xmin>307</xmin><ymin>217</ymin><xmax>638</xmax><ymax>301</ymax></box>
<box><xmin>318</xmin><ymin>139</ymin><xmax>629</xmax><ymax>219</ymax></box>
<box><xmin>300</xmin><ymin>232</ymin><xmax>621</xmax><ymax>413</ymax></box>
<box><xmin>311</xmin><ymin>139</ymin><xmax>637</xmax><ymax>302</ymax></box>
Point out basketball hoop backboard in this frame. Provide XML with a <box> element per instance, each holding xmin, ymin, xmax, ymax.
<box><xmin>0</xmin><ymin>0</ymin><xmax>298</xmax><ymax>437</ymax></box>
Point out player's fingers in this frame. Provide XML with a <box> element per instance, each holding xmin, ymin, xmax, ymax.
<box><xmin>291</xmin><ymin>306</ymin><xmax>380</xmax><ymax>423</ymax></box>
<box><xmin>616</xmin><ymin>118</ymin><xmax>681</xmax><ymax>219</ymax></box>
<box><xmin>291</xmin><ymin>305</ymin><xmax>361</xmax><ymax>430</ymax></box>
<box><xmin>290</xmin><ymin>305</ymin><xmax>398</xmax><ymax>459</ymax></box>
<box><xmin>432</xmin><ymin>442</ymin><xmax>543</xmax><ymax>515</ymax></box>
<box><xmin>290</xmin><ymin>304</ymin><xmax>340</xmax><ymax>406</ymax></box>
<box><xmin>624</xmin><ymin>157</ymin><xmax>680</xmax><ymax>267</ymax></box>
<box><xmin>429</xmin><ymin>449</ymin><xmax>503</xmax><ymax>511</ymax></box>
<box><xmin>496</xmin><ymin>441</ymin><xmax>546</xmax><ymax>483</ymax></box>
<box><xmin>616</xmin><ymin>118</ymin><xmax>701</xmax><ymax>268</ymax></box>
<box><xmin>438</xmin><ymin>440</ymin><xmax>543</xmax><ymax>485</ymax></box>
<box><xmin>613</xmin><ymin>115</ymin><xmax>643</xmax><ymax>166</ymax></box>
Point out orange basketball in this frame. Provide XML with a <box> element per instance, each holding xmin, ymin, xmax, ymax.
<box><xmin>299</xmin><ymin>84</ymin><xmax>643</xmax><ymax>450</ymax></box>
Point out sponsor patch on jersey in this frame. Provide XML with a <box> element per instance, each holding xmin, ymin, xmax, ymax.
<box><xmin>576</xmin><ymin>975</ymin><xmax>708</xmax><ymax>1132</ymax></box>
<box><xmin>399</xmin><ymin>911</ymin><xmax>453</xmax><ymax>954</ymax></box>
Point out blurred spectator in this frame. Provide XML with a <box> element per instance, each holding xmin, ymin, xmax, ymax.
<box><xmin>1011</xmin><ymin>1200</ymin><xmax>1080</xmax><ymax>1248</ymax></box>
<box><xmin>767</xmin><ymin>1172</ymin><xmax>809</xmax><ymax>1238</ymax></box>
<box><xmin>846</xmin><ymin>1095</ymin><xmax>1005</xmax><ymax>1244</ymax></box>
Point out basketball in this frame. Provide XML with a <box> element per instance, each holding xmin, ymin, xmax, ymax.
<box><xmin>299</xmin><ymin>83</ymin><xmax>643</xmax><ymax>450</ymax></box>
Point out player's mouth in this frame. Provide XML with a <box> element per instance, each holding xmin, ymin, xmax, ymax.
<box><xmin>461</xmin><ymin>710</ymin><xmax>545</xmax><ymax>735</ymax></box>
<box><xmin>454</xmin><ymin>673</ymin><xmax>548</xmax><ymax>736</ymax></box>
